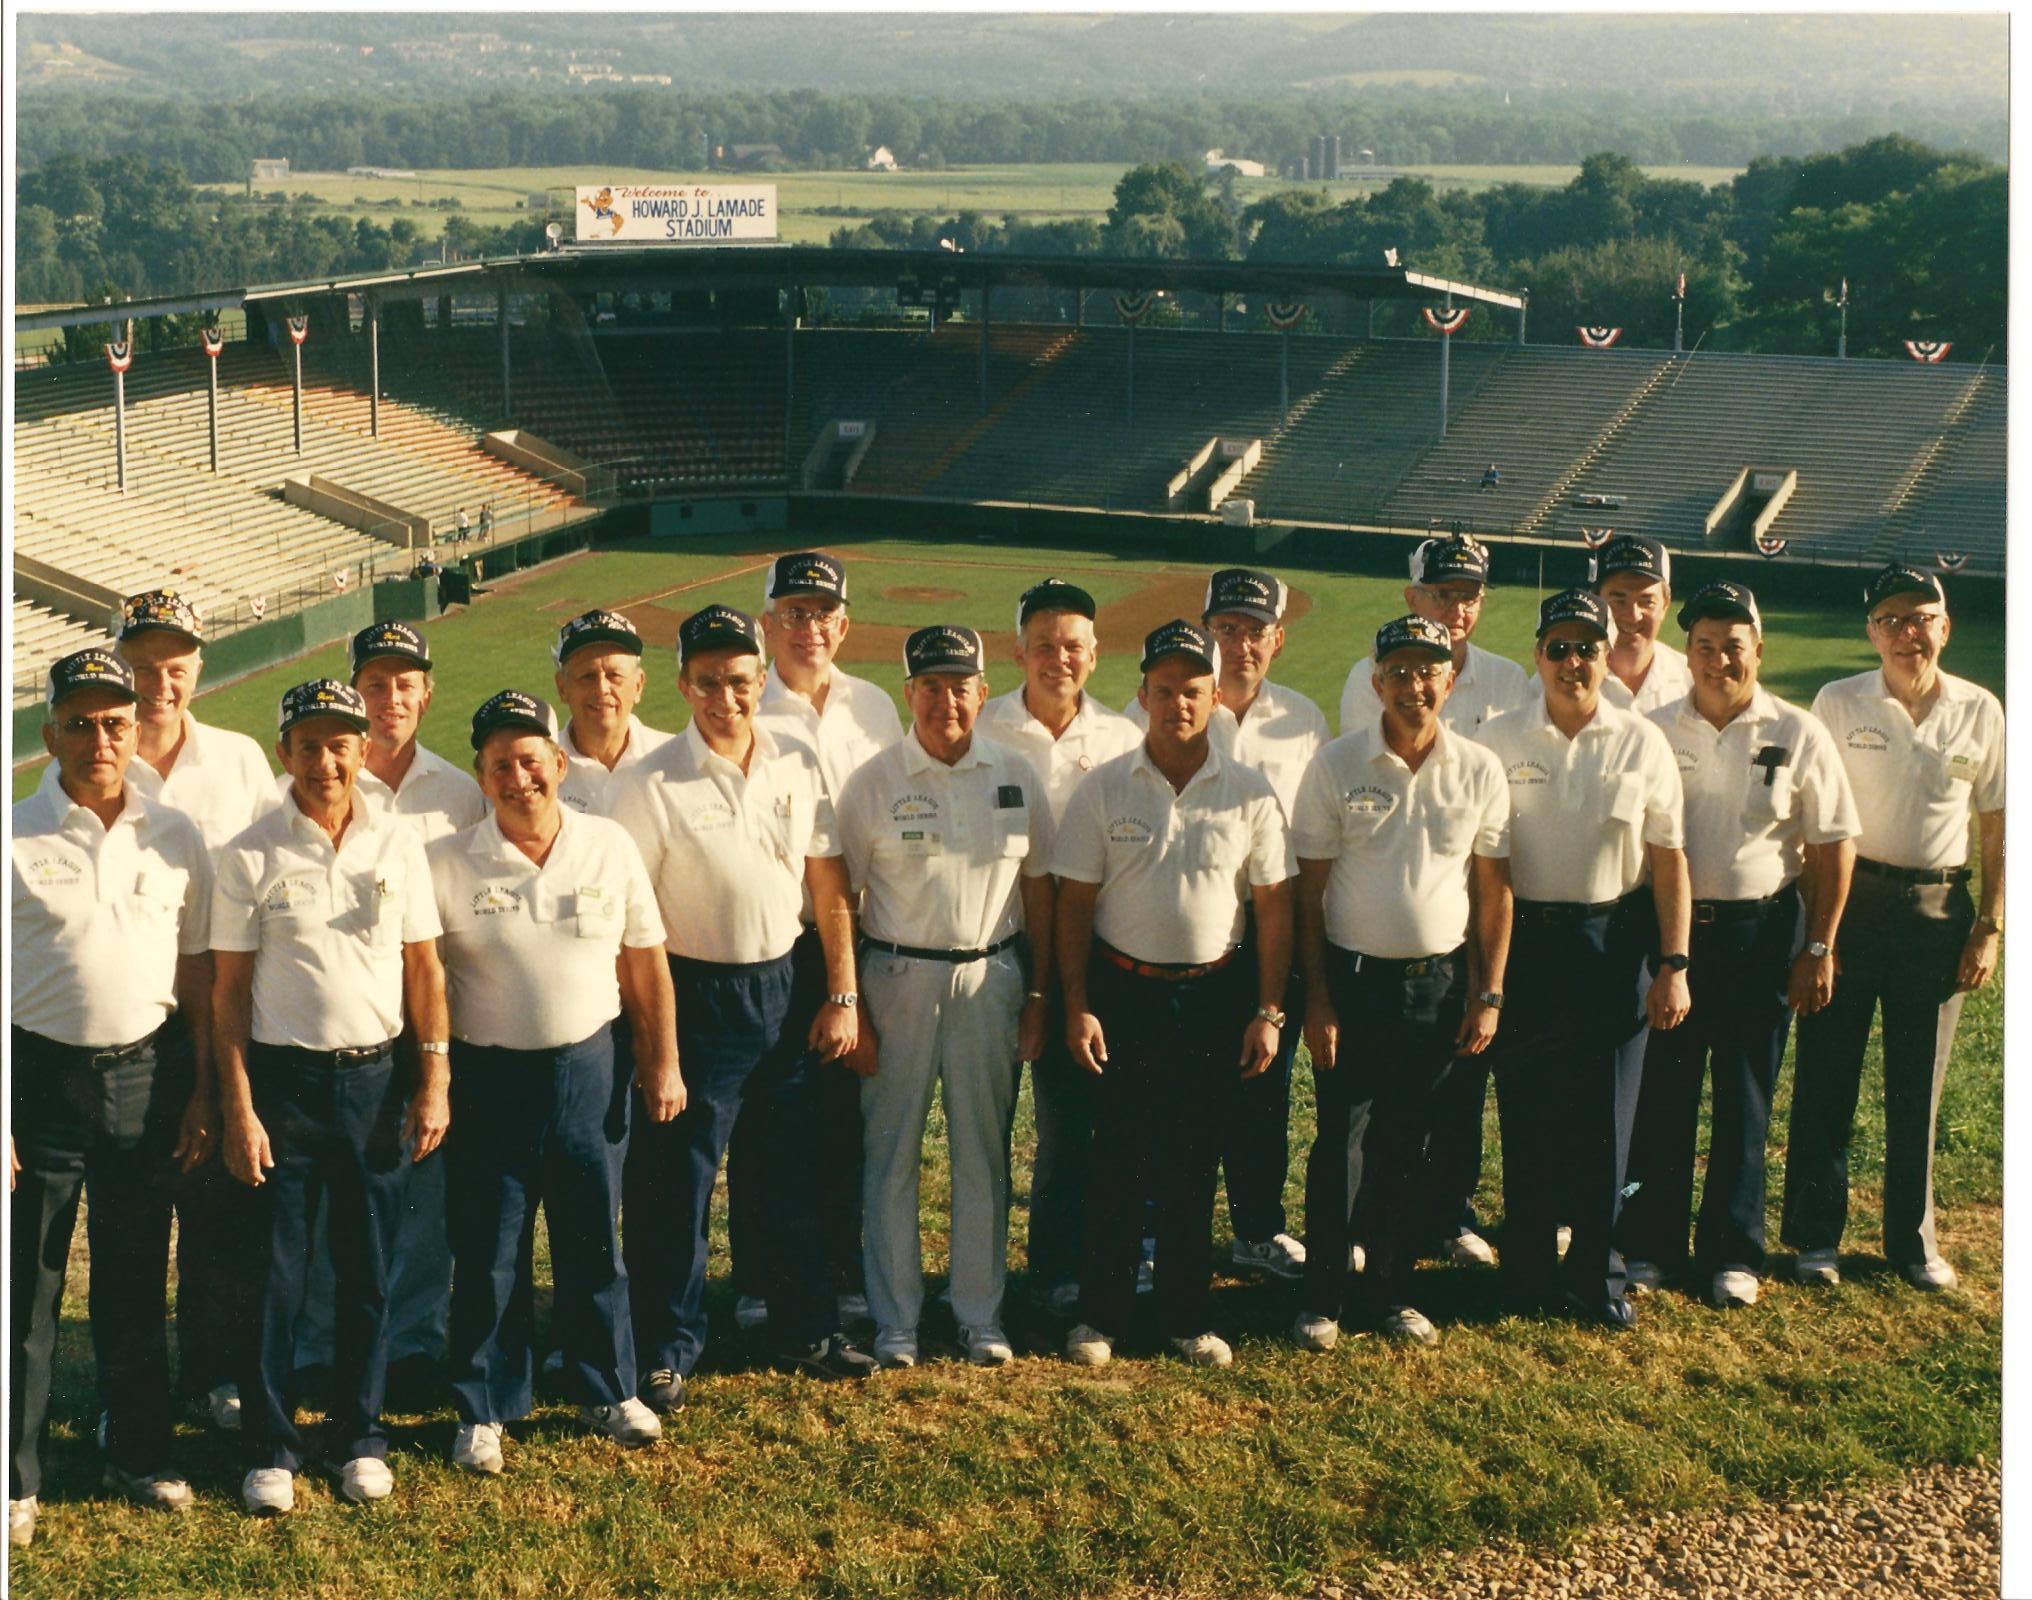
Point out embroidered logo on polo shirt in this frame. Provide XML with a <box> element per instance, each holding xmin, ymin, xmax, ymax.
<box><xmin>1846</xmin><ymin>725</ymin><xmax>1890</xmax><ymax>753</ymax></box>
<box><xmin>890</xmin><ymin>794</ymin><xmax>939</xmax><ymax>822</ymax></box>
<box><xmin>261</xmin><ymin>874</ymin><xmax>322</xmax><ymax>914</ymax></box>
<box><xmin>22</xmin><ymin>853</ymin><xmax>83</xmax><ymax>888</ymax></box>
<box><xmin>1106</xmin><ymin>814</ymin><xmax>1154</xmax><ymax>845</ymax></box>
<box><xmin>1342</xmin><ymin>786</ymin><xmax>1395</xmax><ymax>818</ymax></box>
<box><xmin>470</xmin><ymin>887</ymin><xmax>520</xmax><ymax>917</ymax></box>
<box><xmin>1505</xmin><ymin>760</ymin><xmax>1551</xmax><ymax>786</ymax></box>
<box><xmin>686</xmin><ymin>801</ymin><xmax>737</xmax><ymax>832</ymax></box>
<box><xmin>1670</xmin><ymin>745</ymin><xmax>1700</xmax><ymax>773</ymax></box>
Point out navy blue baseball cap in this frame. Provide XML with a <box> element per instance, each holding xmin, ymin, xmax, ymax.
<box><xmin>904</xmin><ymin>624</ymin><xmax>986</xmax><ymax>678</ymax></box>
<box><xmin>1412</xmin><ymin>533</ymin><xmax>1491</xmax><ymax>587</ymax></box>
<box><xmin>1015</xmin><ymin>576</ymin><xmax>1096</xmax><ymax>630</ymax></box>
<box><xmin>1202</xmin><ymin>567</ymin><xmax>1288</xmax><ymax>625</ymax></box>
<box><xmin>350</xmin><ymin>620</ymin><xmax>431</xmax><ymax>678</ymax></box>
<box><xmin>554</xmin><ymin>608</ymin><xmax>644</xmax><ymax>665</ymax></box>
<box><xmin>118</xmin><ymin>589</ymin><xmax>204</xmax><ymax>645</ymax></box>
<box><xmin>47</xmin><ymin>647</ymin><xmax>138</xmax><ymax>709</ymax></box>
<box><xmin>1140</xmin><ymin>618</ymin><xmax>1221</xmax><ymax>675</ymax></box>
<box><xmin>279</xmin><ymin>678</ymin><xmax>370</xmax><ymax>736</ymax></box>
<box><xmin>1677</xmin><ymin>580</ymin><xmax>1763</xmax><ymax>635</ymax></box>
<box><xmin>1374</xmin><ymin>615</ymin><xmax>1453</xmax><ymax>662</ymax></box>
<box><xmin>470</xmin><ymin>689</ymin><xmax>560</xmax><ymax>749</ymax></box>
<box><xmin>679</xmin><ymin>604</ymin><xmax>765</xmax><ymax>666</ymax></box>
<box><xmin>1864</xmin><ymin>562</ymin><xmax>1945</xmax><ymax>613</ymax></box>
<box><xmin>766</xmin><ymin>551</ymin><xmax>848</xmax><ymax>605</ymax></box>
<box><xmin>1590</xmin><ymin>535</ymin><xmax>1671</xmax><ymax>589</ymax></box>
<box><xmin>1536</xmin><ymin>588</ymin><xmax>1611</xmax><ymax>639</ymax></box>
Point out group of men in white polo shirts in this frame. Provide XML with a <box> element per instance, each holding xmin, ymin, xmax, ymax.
<box><xmin>7</xmin><ymin>538</ymin><xmax>2003</xmax><ymax>1540</ymax></box>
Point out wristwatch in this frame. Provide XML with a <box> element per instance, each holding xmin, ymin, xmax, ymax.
<box><xmin>1975</xmin><ymin>915</ymin><xmax>2002</xmax><ymax>937</ymax></box>
<box><xmin>1803</xmin><ymin>940</ymin><xmax>1832</xmax><ymax>960</ymax></box>
<box><xmin>1476</xmin><ymin>991</ymin><xmax>1504</xmax><ymax>1010</ymax></box>
<box><xmin>1254</xmin><ymin>1005</ymin><xmax>1288</xmax><ymax>1029</ymax></box>
<box><xmin>826</xmin><ymin>992</ymin><xmax>859</xmax><ymax>1009</ymax></box>
<box><xmin>1656</xmin><ymin>953</ymin><xmax>1690</xmax><ymax>973</ymax></box>
<box><xmin>419</xmin><ymin>1041</ymin><xmax>450</xmax><ymax>1057</ymax></box>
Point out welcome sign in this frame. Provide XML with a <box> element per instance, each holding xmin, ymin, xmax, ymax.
<box><xmin>575</xmin><ymin>184</ymin><xmax>778</xmax><ymax>243</ymax></box>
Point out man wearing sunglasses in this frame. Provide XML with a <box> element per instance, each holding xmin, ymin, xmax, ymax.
<box><xmin>1782</xmin><ymin>563</ymin><xmax>2003</xmax><ymax>1293</ymax></box>
<box><xmin>1474</xmin><ymin>589</ymin><xmax>1691</xmax><ymax>1330</ymax></box>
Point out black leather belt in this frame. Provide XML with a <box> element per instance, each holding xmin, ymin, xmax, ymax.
<box><xmin>863</xmin><ymin>932</ymin><xmax>1020</xmax><ymax>964</ymax></box>
<box><xmin>1514</xmin><ymin>898</ymin><xmax>1624</xmax><ymax>925</ymax></box>
<box><xmin>261</xmin><ymin>1041</ymin><xmax>396</xmax><ymax>1069</ymax></box>
<box><xmin>12</xmin><ymin>1025</ymin><xmax>159</xmax><ymax>1068</ymax></box>
<box><xmin>1855</xmin><ymin>857</ymin><xmax>1971</xmax><ymax>887</ymax></box>
<box><xmin>1344</xmin><ymin>947</ymin><xmax>1461</xmax><ymax>978</ymax></box>
<box><xmin>1691</xmin><ymin>890</ymin><xmax>1794</xmax><ymax>925</ymax></box>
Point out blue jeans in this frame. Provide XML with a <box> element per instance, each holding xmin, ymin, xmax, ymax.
<box><xmin>624</xmin><ymin>952</ymin><xmax>834</xmax><ymax>1380</ymax></box>
<box><xmin>9</xmin><ymin>1027</ymin><xmax>185</xmax><ymax>1499</ymax></box>
<box><xmin>446</xmin><ymin>1029</ymin><xmax>633</xmax><ymax>1423</ymax></box>
<box><xmin>238</xmin><ymin>1042</ymin><xmax>411</xmax><ymax>1472</ymax></box>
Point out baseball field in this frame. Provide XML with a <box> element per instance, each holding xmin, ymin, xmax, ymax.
<box><xmin>9</xmin><ymin>533</ymin><xmax>2003</xmax><ymax>1599</ymax></box>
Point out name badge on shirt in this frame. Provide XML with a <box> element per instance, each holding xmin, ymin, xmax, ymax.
<box><xmin>575</xmin><ymin>884</ymin><xmax>614</xmax><ymax>939</ymax></box>
<box><xmin>1946</xmin><ymin>750</ymin><xmax>1982</xmax><ymax>784</ymax></box>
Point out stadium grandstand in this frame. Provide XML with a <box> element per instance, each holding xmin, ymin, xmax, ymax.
<box><xmin>11</xmin><ymin>246</ymin><xmax>2002</xmax><ymax>706</ymax></box>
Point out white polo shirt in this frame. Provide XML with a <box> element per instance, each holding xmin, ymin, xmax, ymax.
<box><xmin>1812</xmin><ymin>668</ymin><xmax>2006</xmax><ymax>871</ymax></box>
<box><xmin>352</xmin><ymin>742</ymin><xmax>488</xmax><ymax>844</ymax></box>
<box><xmin>1602</xmin><ymin>641</ymin><xmax>1694</xmax><ymax>716</ymax></box>
<box><xmin>608</xmin><ymin>720</ymin><xmax>839</xmax><ymax>966</ymax></box>
<box><xmin>1052</xmin><ymin>743</ymin><xmax>1293</xmax><ymax>966</ymax></box>
<box><xmin>1474</xmin><ymin>695</ymin><xmax>1685</xmax><ymax>904</ymax></box>
<box><xmin>12</xmin><ymin>765</ymin><xmax>213</xmax><ymax>1048</ymax></box>
<box><xmin>1290</xmin><ymin>720</ymin><xmax>1509</xmax><ymax>960</ymax></box>
<box><xmin>125</xmin><ymin>714</ymin><xmax>280</xmax><ymax>854</ymax></box>
<box><xmin>1125</xmin><ymin>679</ymin><xmax>1327</xmax><ymax>824</ymax></box>
<box><xmin>756</xmin><ymin>663</ymin><xmax>903</xmax><ymax>803</ymax></box>
<box><xmin>978</xmin><ymin>688</ymin><xmax>1144</xmax><ymax>825</ymax></box>
<box><xmin>837</xmin><ymin>729</ymin><xmax>1054</xmax><ymax>953</ymax></box>
<box><xmin>429</xmin><ymin>808</ymin><xmax>666</xmax><ymax>1050</ymax></box>
<box><xmin>212</xmin><ymin>790</ymin><xmax>442</xmax><ymax>1050</ymax></box>
<box><xmin>558</xmin><ymin>714</ymin><xmax>675</xmax><ymax>817</ymax></box>
<box><xmin>1340</xmin><ymin>640</ymin><xmax>1529</xmax><ymax>738</ymax></box>
<box><xmin>1649</xmin><ymin>688</ymin><xmax>1861</xmax><ymax>902</ymax></box>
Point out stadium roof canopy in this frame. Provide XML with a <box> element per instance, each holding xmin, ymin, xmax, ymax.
<box><xmin>13</xmin><ymin>246</ymin><xmax>1523</xmax><ymax>332</ymax></box>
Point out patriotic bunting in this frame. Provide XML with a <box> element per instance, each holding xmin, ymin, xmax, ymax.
<box><xmin>1264</xmin><ymin>301</ymin><xmax>1307</xmax><ymax>331</ymax></box>
<box><xmin>1577</xmin><ymin>326</ymin><xmax>1622</xmax><ymax>348</ymax></box>
<box><xmin>1903</xmin><ymin>340</ymin><xmax>1951</xmax><ymax>363</ymax></box>
<box><xmin>1675</xmin><ymin>272</ymin><xmax>1686</xmax><ymax>301</ymax></box>
<box><xmin>201</xmin><ymin>326</ymin><xmax>225</xmax><ymax>359</ymax></box>
<box><xmin>1423</xmin><ymin>307</ymin><xmax>1470</xmax><ymax>335</ymax></box>
<box><xmin>287</xmin><ymin>315</ymin><xmax>310</xmax><ymax>346</ymax></box>
<box><xmin>249</xmin><ymin>595</ymin><xmax>268</xmax><ymax>621</ymax></box>
<box><xmin>1580</xmin><ymin>526</ymin><xmax>1615</xmax><ymax>548</ymax></box>
<box><xmin>105</xmin><ymin>339</ymin><xmax>133</xmax><ymax>374</ymax></box>
<box><xmin>1754</xmin><ymin>533</ymin><xmax>1788</xmax><ymax>558</ymax></box>
<box><xmin>1383</xmin><ymin>247</ymin><xmax>1401</xmax><ymax>267</ymax></box>
<box><xmin>332</xmin><ymin>569</ymin><xmax>350</xmax><ymax>592</ymax></box>
<box><xmin>1937</xmin><ymin>552</ymin><xmax>1968</xmax><ymax>573</ymax></box>
<box><xmin>1113</xmin><ymin>291</ymin><xmax>1154</xmax><ymax>325</ymax></box>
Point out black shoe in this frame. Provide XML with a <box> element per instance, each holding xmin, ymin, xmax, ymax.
<box><xmin>383</xmin><ymin>1353</ymin><xmax>444</xmax><ymax>1410</ymax></box>
<box><xmin>1562</xmin><ymin>1291</ymin><xmax>1637</xmax><ymax>1332</ymax></box>
<box><xmin>789</xmin><ymin>1333</ymin><xmax>877</xmax><ymax>1382</ymax></box>
<box><xmin>639</xmin><ymin>1368</ymin><xmax>685</xmax><ymax>1413</ymax></box>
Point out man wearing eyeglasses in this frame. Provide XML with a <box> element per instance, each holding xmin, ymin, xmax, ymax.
<box><xmin>11</xmin><ymin>651</ymin><xmax>215</xmax><ymax>1546</ymax></box>
<box><xmin>1782</xmin><ymin>563</ymin><xmax>2003</xmax><ymax>1293</ymax></box>
<box><xmin>1615</xmin><ymin>582</ymin><xmax>1858</xmax><ymax>1312</ymax></box>
<box><xmin>745</xmin><ymin>553</ymin><xmax>904</xmax><ymax>1332</ymax></box>
<box><xmin>1474</xmin><ymin>589</ymin><xmax>1691</xmax><ymax>1331</ymax></box>
<box><xmin>1341</xmin><ymin>534</ymin><xmax>1528</xmax><ymax>1272</ymax></box>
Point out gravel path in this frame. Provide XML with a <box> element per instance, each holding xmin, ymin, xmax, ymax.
<box><xmin>1324</xmin><ymin>1462</ymin><xmax>2000</xmax><ymax>1600</ymax></box>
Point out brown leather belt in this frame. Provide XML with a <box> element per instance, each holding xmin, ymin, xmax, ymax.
<box><xmin>1098</xmin><ymin>941</ymin><xmax>1239</xmax><ymax>982</ymax></box>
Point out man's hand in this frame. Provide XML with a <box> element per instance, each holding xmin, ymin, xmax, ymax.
<box><xmin>403</xmin><ymin>1081</ymin><xmax>451</xmax><ymax>1163</ymax></box>
<box><xmin>1067</xmin><ymin>1009</ymin><xmax>1107</xmax><ymax>1075</ymax></box>
<box><xmin>1304</xmin><ymin>992</ymin><xmax>1339</xmax><ymax>1073</ymax></box>
<box><xmin>1456</xmin><ymin>999</ymin><xmax>1500</xmax><ymax>1055</ymax></box>
<box><xmin>1017</xmin><ymin>995</ymin><xmax>1047</xmax><ymax>1065</ymax></box>
<box><xmin>842</xmin><ymin>1014</ymin><xmax>880</xmax><ymax>1078</ymax></box>
<box><xmin>173</xmin><ymin>1092</ymin><xmax>217</xmax><ymax>1173</ymax></box>
<box><xmin>1646</xmin><ymin>966</ymin><xmax>1691</xmax><ymax>1031</ymax></box>
<box><xmin>9</xmin><ymin>1137</ymin><xmax>17</xmax><ymax>1193</ymax></box>
<box><xmin>223</xmin><ymin>1106</ymin><xmax>275</xmax><ymax>1188</ymax></box>
<box><xmin>1239</xmin><ymin>1017</ymin><xmax>1278</xmax><ymax>1080</ymax></box>
<box><xmin>1957</xmin><ymin>927</ymin><xmax>1999</xmax><ymax>993</ymax></box>
<box><xmin>809</xmin><ymin>1000</ymin><xmax>858</xmax><ymax>1064</ymax></box>
<box><xmin>638</xmin><ymin>1055</ymin><xmax>688</xmax><ymax>1123</ymax></box>
<box><xmin>1788</xmin><ymin>950</ymin><xmax>1837</xmax><ymax>1015</ymax></box>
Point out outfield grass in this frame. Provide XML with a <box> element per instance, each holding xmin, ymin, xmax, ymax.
<box><xmin>8</xmin><ymin>536</ymin><xmax>2001</xmax><ymax>1599</ymax></box>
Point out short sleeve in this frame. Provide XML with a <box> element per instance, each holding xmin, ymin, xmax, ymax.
<box><xmin>1636</xmin><ymin>721</ymin><xmax>1685</xmax><ymax>850</ymax></box>
<box><xmin>835</xmin><ymin>764</ymin><xmax>876</xmax><ymax>894</ymax></box>
<box><xmin>1472</xmin><ymin>757</ymin><xmax>1512</xmax><ymax>858</ymax></box>
<box><xmin>1246</xmin><ymin>782</ymin><xmax>1296</xmax><ymax>886</ymax></box>
<box><xmin>175</xmin><ymin>822</ymin><xmax>214</xmax><ymax>956</ymax></box>
<box><xmin>1796</xmin><ymin>720</ymin><xmax>1862</xmax><ymax>845</ymax></box>
<box><xmin>1019</xmin><ymin>763</ymin><xmax>1056</xmax><ymax>879</ymax></box>
<box><xmin>1289</xmin><ymin>749</ymin><xmax>1343</xmax><ymax>861</ymax></box>
<box><xmin>209</xmin><ymin>841</ymin><xmax>262</xmax><ymax>954</ymax></box>
<box><xmin>805</xmin><ymin>764</ymin><xmax>842</xmax><ymax>859</ymax></box>
<box><xmin>399</xmin><ymin>827</ymin><xmax>443</xmax><ymax>943</ymax></box>
<box><xmin>1050</xmin><ymin>768</ymin><xmax>1108</xmax><ymax>884</ymax></box>
<box><xmin>1972</xmin><ymin>692</ymin><xmax>2006</xmax><ymax>813</ymax></box>
<box><xmin>617</xmin><ymin>831</ymin><xmax>667</xmax><ymax>949</ymax></box>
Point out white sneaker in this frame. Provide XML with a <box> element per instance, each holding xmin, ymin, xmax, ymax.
<box><xmin>338</xmin><ymin>1456</ymin><xmax>394</xmax><ymax>1504</ymax></box>
<box><xmin>1230</xmin><ymin>1232</ymin><xmax>1307</xmax><ymax>1279</ymax></box>
<box><xmin>1903</xmin><ymin>1257</ymin><xmax>1959</xmax><ymax>1291</ymax></box>
<box><xmin>1169</xmin><ymin>1332</ymin><xmax>1233</xmax><ymax>1368</ymax></box>
<box><xmin>962</xmin><ymin>1325</ymin><xmax>1015</xmax><ymax>1366</ymax></box>
<box><xmin>873</xmin><ymin>1328</ymin><xmax>919</xmax><ymax>1369</ymax></box>
<box><xmin>836</xmin><ymin>1291</ymin><xmax>871</xmax><ymax>1323</ymax></box>
<box><xmin>1291</xmin><ymin>1312</ymin><xmax>1340</xmax><ymax>1352</ymax></box>
<box><xmin>101</xmin><ymin>1463</ymin><xmax>195</xmax><ymax>1510</ymax></box>
<box><xmin>1064</xmin><ymin>1323</ymin><xmax>1114</xmax><ymax>1367</ymax></box>
<box><xmin>1712</xmin><ymin>1267</ymin><xmax>1760</xmax><ymax>1308</ymax></box>
<box><xmin>1625</xmin><ymin>1259</ymin><xmax>1665</xmax><ymax>1296</ymax></box>
<box><xmin>207</xmin><ymin>1383</ymin><xmax>243</xmax><ymax>1432</ymax></box>
<box><xmin>1349</xmin><ymin>1243</ymin><xmax>1367</xmax><ymax>1274</ymax></box>
<box><xmin>9</xmin><ymin>1496</ymin><xmax>35</xmax><ymax>1548</ymax></box>
<box><xmin>1794</xmin><ymin>1248</ymin><xmax>1841</xmax><ymax>1286</ymax></box>
<box><xmin>1555</xmin><ymin>1225</ymin><xmax>1573</xmax><ymax>1261</ymax></box>
<box><xmin>1444</xmin><ymin>1229</ymin><xmax>1497</xmax><ymax>1268</ymax></box>
<box><xmin>582</xmin><ymin>1397</ymin><xmax>661</xmax><ymax>1447</ymax></box>
<box><xmin>452</xmin><ymin>1422</ymin><xmax>504</xmax><ymax>1476</ymax></box>
<box><xmin>1382</xmin><ymin>1306</ymin><xmax>1440</xmax><ymax>1348</ymax></box>
<box><xmin>241</xmin><ymin>1467</ymin><xmax>295</xmax><ymax>1516</ymax></box>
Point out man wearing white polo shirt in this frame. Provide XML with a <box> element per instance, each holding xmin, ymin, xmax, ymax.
<box><xmin>1783</xmin><ymin>563</ymin><xmax>2004</xmax><ymax>1292</ymax></box>
<box><xmin>978</xmin><ymin>577</ymin><xmax>1142</xmax><ymax>1314</ymax></box>
<box><xmin>610</xmin><ymin>605</ymin><xmax>876</xmax><ymax>1405</ymax></box>
<box><xmin>1616</xmin><ymin>582</ymin><xmax>1858</xmax><ymax>1310</ymax></box>
<box><xmin>432</xmin><ymin>691</ymin><xmax>680</xmax><ymax>1473</ymax></box>
<box><xmin>113</xmin><ymin>589</ymin><xmax>278</xmax><ymax>1435</ymax></box>
<box><xmin>1054</xmin><ymin>620</ymin><xmax>1293</xmax><ymax>1369</ymax></box>
<box><xmin>1592</xmin><ymin>535</ymin><xmax>1694</xmax><ymax>716</ymax></box>
<box><xmin>211</xmin><ymin>679</ymin><xmax>450</xmax><ymax>1515</ymax></box>
<box><xmin>1475</xmin><ymin>589</ymin><xmax>1691</xmax><ymax>1331</ymax></box>
<box><xmin>838</xmin><ymin>625</ymin><xmax>1055</xmax><ymax>1369</ymax></box>
<box><xmin>552</xmin><ymin>610</ymin><xmax>674</xmax><ymax>816</ymax></box>
<box><xmin>10</xmin><ymin>650</ymin><xmax>214</xmax><ymax>1547</ymax></box>
<box><xmin>1289</xmin><ymin>617</ymin><xmax>1511</xmax><ymax>1352</ymax></box>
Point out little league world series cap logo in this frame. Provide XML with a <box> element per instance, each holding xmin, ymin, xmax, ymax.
<box><xmin>119</xmin><ymin>589</ymin><xmax>203</xmax><ymax>641</ymax></box>
<box><xmin>904</xmin><ymin>624</ymin><xmax>984</xmax><ymax>676</ymax></box>
<box><xmin>554</xmin><ymin>609</ymin><xmax>644</xmax><ymax>663</ymax></box>
<box><xmin>1203</xmin><ymin>568</ymin><xmax>1287</xmax><ymax>623</ymax></box>
<box><xmin>279</xmin><ymin>679</ymin><xmax>370</xmax><ymax>733</ymax></box>
<box><xmin>1374</xmin><ymin>615</ymin><xmax>1452</xmax><ymax>660</ymax></box>
<box><xmin>680</xmin><ymin>604</ymin><xmax>765</xmax><ymax>663</ymax></box>
<box><xmin>47</xmin><ymin>648</ymin><xmax>137</xmax><ymax>707</ymax></box>
<box><xmin>1537</xmin><ymin>588</ymin><xmax>1610</xmax><ymax>637</ymax></box>
<box><xmin>1864</xmin><ymin>562</ymin><xmax>1945</xmax><ymax>612</ymax></box>
<box><xmin>1140</xmin><ymin>618</ymin><xmax>1221</xmax><ymax>674</ymax></box>
<box><xmin>350</xmin><ymin>620</ymin><xmax>431</xmax><ymax>673</ymax></box>
<box><xmin>1413</xmin><ymin>534</ymin><xmax>1489</xmax><ymax>586</ymax></box>
<box><xmin>470</xmin><ymin>689</ymin><xmax>559</xmax><ymax>748</ymax></box>
<box><xmin>768</xmin><ymin>552</ymin><xmax>847</xmax><ymax>602</ymax></box>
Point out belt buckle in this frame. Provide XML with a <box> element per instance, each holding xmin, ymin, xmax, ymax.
<box><xmin>1404</xmin><ymin>958</ymin><xmax>1431</xmax><ymax>977</ymax></box>
<box><xmin>1692</xmin><ymin>903</ymin><xmax>1718</xmax><ymax>925</ymax></box>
